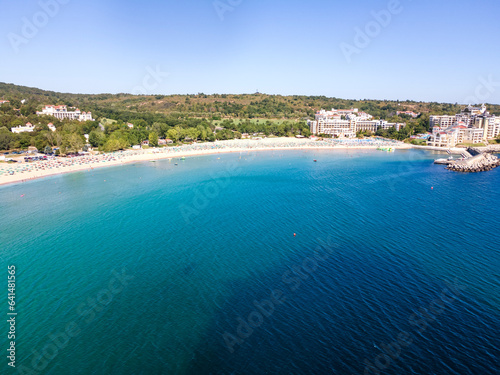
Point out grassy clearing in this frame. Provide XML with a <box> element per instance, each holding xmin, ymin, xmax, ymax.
<box><xmin>456</xmin><ymin>142</ymin><xmax>486</xmax><ymax>147</ymax></box>
<box><xmin>100</xmin><ymin>118</ymin><xmax>118</xmax><ymax>126</ymax></box>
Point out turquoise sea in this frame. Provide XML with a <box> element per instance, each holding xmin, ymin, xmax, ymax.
<box><xmin>1</xmin><ymin>149</ymin><xmax>499</xmax><ymax>375</ymax></box>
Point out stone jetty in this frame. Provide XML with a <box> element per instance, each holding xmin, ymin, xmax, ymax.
<box><xmin>446</xmin><ymin>147</ymin><xmax>500</xmax><ymax>172</ymax></box>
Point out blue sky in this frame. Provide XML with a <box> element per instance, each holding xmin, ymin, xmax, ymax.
<box><xmin>1</xmin><ymin>0</ymin><xmax>499</xmax><ymax>103</ymax></box>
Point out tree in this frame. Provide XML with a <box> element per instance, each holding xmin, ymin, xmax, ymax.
<box><xmin>152</xmin><ymin>122</ymin><xmax>168</xmax><ymax>137</ymax></box>
<box><xmin>44</xmin><ymin>145</ymin><xmax>52</xmax><ymax>154</ymax></box>
<box><xmin>102</xmin><ymin>137</ymin><xmax>128</xmax><ymax>152</ymax></box>
<box><xmin>0</xmin><ymin>128</ymin><xmax>14</xmax><ymax>150</ymax></box>
<box><xmin>81</xmin><ymin>120</ymin><xmax>98</xmax><ymax>134</ymax></box>
<box><xmin>18</xmin><ymin>133</ymin><xmax>31</xmax><ymax>148</ymax></box>
<box><xmin>167</xmin><ymin>128</ymin><xmax>180</xmax><ymax>142</ymax></box>
<box><xmin>184</xmin><ymin>128</ymin><xmax>200</xmax><ymax>141</ymax></box>
<box><xmin>89</xmin><ymin>130</ymin><xmax>106</xmax><ymax>147</ymax></box>
<box><xmin>63</xmin><ymin>133</ymin><xmax>84</xmax><ymax>153</ymax></box>
<box><xmin>197</xmin><ymin>124</ymin><xmax>208</xmax><ymax>141</ymax></box>
<box><xmin>102</xmin><ymin>139</ymin><xmax>121</xmax><ymax>152</ymax></box>
<box><xmin>149</xmin><ymin>131</ymin><xmax>159</xmax><ymax>147</ymax></box>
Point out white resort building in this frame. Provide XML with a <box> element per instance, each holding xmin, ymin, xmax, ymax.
<box><xmin>11</xmin><ymin>122</ymin><xmax>35</xmax><ymax>134</ymax></box>
<box><xmin>10</xmin><ymin>122</ymin><xmax>56</xmax><ymax>134</ymax></box>
<box><xmin>427</xmin><ymin>104</ymin><xmax>500</xmax><ymax>147</ymax></box>
<box><xmin>308</xmin><ymin>108</ymin><xmax>405</xmax><ymax>137</ymax></box>
<box><xmin>397</xmin><ymin>111</ymin><xmax>420</xmax><ymax>118</ymax></box>
<box><xmin>36</xmin><ymin>105</ymin><xmax>94</xmax><ymax>122</ymax></box>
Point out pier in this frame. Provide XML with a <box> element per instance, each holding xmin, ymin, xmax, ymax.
<box><xmin>445</xmin><ymin>148</ymin><xmax>500</xmax><ymax>173</ymax></box>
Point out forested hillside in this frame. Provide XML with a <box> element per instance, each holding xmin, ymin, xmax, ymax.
<box><xmin>1</xmin><ymin>82</ymin><xmax>498</xmax><ymax>152</ymax></box>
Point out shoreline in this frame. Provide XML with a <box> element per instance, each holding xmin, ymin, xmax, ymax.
<box><xmin>0</xmin><ymin>138</ymin><xmax>411</xmax><ymax>187</ymax></box>
<box><xmin>410</xmin><ymin>145</ymin><xmax>467</xmax><ymax>154</ymax></box>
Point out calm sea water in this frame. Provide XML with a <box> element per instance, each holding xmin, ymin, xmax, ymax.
<box><xmin>1</xmin><ymin>149</ymin><xmax>499</xmax><ymax>375</ymax></box>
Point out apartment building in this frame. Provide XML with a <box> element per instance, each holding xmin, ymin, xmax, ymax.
<box><xmin>308</xmin><ymin>108</ymin><xmax>405</xmax><ymax>137</ymax></box>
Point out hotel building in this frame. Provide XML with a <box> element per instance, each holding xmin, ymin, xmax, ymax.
<box><xmin>427</xmin><ymin>104</ymin><xmax>500</xmax><ymax>147</ymax></box>
<box><xmin>11</xmin><ymin>122</ymin><xmax>35</xmax><ymax>134</ymax></box>
<box><xmin>308</xmin><ymin>108</ymin><xmax>405</xmax><ymax>137</ymax></box>
<box><xmin>397</xmin><ymin>111</ymin><xmax>420</xmax><ymax>118</ymax></box>
<box><xmin>429</xmin><ymin>115</ymin><xmax>456</xmax><ymax>129</ymax></box>
<box><xmin>36</xmin><ymin>105</ymin><xmax>94</xmax><ymax>122</ymax></box>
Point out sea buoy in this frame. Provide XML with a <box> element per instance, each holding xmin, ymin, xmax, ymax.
<box><xmin>294</xmin><ymin>233</ymin><xmax>296</xmax><ymax>237</ymax></box>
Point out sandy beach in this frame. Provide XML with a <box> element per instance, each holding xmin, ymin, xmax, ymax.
<box><xmin>0</xmin><ymin>137</ymin><xmax>410</xmax><ymax>187</ymax></box>
<box><xmin>411</xmin><ymin>145</ymin><xmax>468</xmax><ymax>154</ymax></box>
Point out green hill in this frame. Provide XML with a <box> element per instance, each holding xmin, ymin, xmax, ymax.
<box><xmin>3</xmin><ymin>81</ymin><xmax>498</xmax><ymax>121</ymax></box>
<box><xmin>1</xmin><ymin>82</ymin><xmax>499</xmax><ymax>152</ymax></box>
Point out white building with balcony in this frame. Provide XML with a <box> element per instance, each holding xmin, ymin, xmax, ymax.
<box><xmin>308</xmin><ymin>108</ymin><xmax>404</xmax><ymax>137</ymax></box>
<box><xmin>11</xmin><ymin>122</ymin><xmax>35</xmax><ymax>134</ymax></box>
<box><xmin>397</xmin><ymin>111</ymin><xmax>420</xmax><ymax>118</ymax></box>
<box><xmin>428</xmin><ymin>104</ymin><xmax>499</xmax><ymax>146</ymax></box>
<box><xmin>429</xmin><ymin>115</ymin><xmax>456</xmax><ymax>128</ymax></box>
<box><xmin>37</xmin><ymin>105</ymin><xmax>94</xmax><ymax>122</ymax></box>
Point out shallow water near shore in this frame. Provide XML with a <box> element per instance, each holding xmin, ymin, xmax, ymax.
<box><xmin>1</xmin><ymin>149</ymin><xmax>499</xmax><ymax>375</ymax></box>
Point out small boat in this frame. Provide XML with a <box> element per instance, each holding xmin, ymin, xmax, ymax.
<box><xmin>377</xmin><ymin>147</ymin><xmax>395</xmax><ymax>152</ymax></box>
<box><xmin>180</xmin><ymin>157</ymin><xmax>186</xmax><ymax>160</ymax></box>
<box><xmin>313</xmin><ymin>160</ymin><xmax>317</xmax><ymax>162</ymax></box>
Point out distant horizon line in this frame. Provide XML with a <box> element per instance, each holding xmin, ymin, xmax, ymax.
<box><xmin>1</xmin><ymin>81</ymin><xmax>499</xmax><ymax>106</ymax></box>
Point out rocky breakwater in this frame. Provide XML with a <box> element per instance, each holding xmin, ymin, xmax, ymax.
<box><xmin>446</xmin><ymin>148</ymin><xmax>500</xmax><ymax>172</ymax></box>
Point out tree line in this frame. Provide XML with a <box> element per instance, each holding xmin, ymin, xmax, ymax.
<box><xmin>0</xmin><ymin>101</ymin><xmax>311</xmax><ymax>153</ymax></box>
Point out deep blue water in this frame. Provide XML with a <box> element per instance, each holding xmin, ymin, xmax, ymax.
<box><xmin>1</xmin><ymin>149</ymin><xmax>499</xmax><ymax>375</ymax></box>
